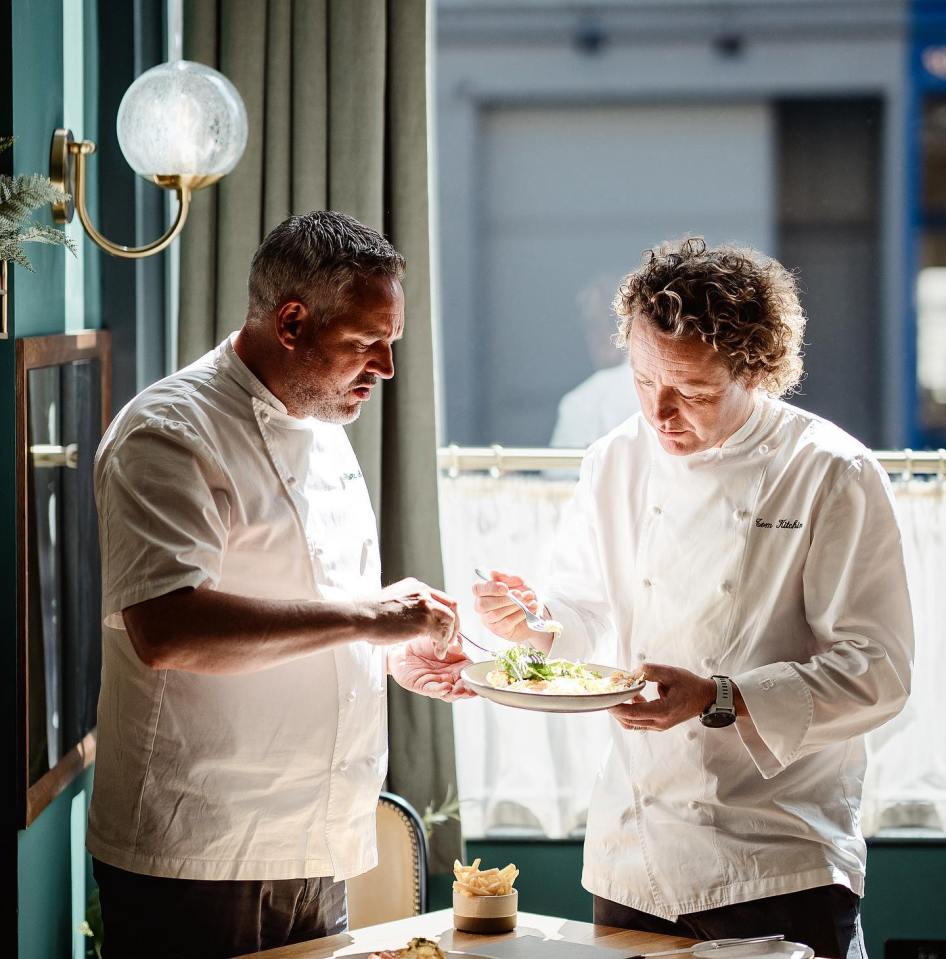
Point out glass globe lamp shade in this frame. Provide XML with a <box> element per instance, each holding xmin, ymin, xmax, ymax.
<box><xmin>116</xmin><ymin>60</ymin><xmax>248</xmax><ymax>181</ymax></box>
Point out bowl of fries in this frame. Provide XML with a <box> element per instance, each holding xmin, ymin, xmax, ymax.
<box><xmin>452</xmin><ymin>859</ymin><xmax>519</xmax><ymax>934</ymax></box>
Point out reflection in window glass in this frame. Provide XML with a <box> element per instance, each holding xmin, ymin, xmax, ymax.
<box><xmin>917</xmin><ymin>267</ymin><xmax>946</xmax><ymax>432</ymax></box>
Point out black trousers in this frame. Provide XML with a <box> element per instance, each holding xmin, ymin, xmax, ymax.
<box><xmin>93</xmin><ymin>858</ymin><xmax>347</xmax><ymax>959</ymax></box>
<box><xmin>593</xmin><ymin>884</ymin><xmax>866</xmax><ymax>959</ymax></box>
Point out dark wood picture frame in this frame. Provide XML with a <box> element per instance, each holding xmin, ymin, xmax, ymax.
<box><xmin>16</xmin><ymin>330</ymin><xmax>111</xmax><ymax>827</ymax></box>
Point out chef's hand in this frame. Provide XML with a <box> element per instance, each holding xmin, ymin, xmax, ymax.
<box><xmin>472</xmin><ymin>570</ymin><xmax>542</xmax><ymax>645</ymax></box>
<box><xmin>369</xmin><ymin>577</ymin><xmax>459</xmax><ymax>655</ymax></box>
<box><xmin>609</xmin><ymin>663</ymin><xmax>717</xmax><ymax>732</ymax></box>
<box><xmin>388</xmin><ymin>637</ymin><xmax>477</xmax><ymax>702</ymax></box>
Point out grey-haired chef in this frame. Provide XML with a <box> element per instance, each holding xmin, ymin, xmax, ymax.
<box><xmin>474</xmin><ymin>239</ymin><xmax>913</xmax><ymax>959</ymax></box>
<box><xmin>89</xmin><ymin>212</ymin><xmax>473</xmax><ymax>959</ymax></box>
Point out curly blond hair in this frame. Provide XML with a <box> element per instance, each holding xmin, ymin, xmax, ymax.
<box><xmin>613</xmin><ymin>237</ymin><xmax>806</xmax><ymax>397</ymax></box>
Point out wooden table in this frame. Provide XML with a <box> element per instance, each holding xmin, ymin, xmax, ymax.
<box><xmin>236</xmin><ymin>908</ymin><xmax>698</xmax><ymax>958</ymax></box>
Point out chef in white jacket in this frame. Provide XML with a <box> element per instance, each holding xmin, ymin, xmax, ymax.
<box><xmin>90</xmin><ymin>212</ymin><xmax>472</xmax><ymax>959</ymax></box>
<box><xmin>474</xmin><ymin>238</ymin><xmax>913</xmax><ymax>959</ymax></box>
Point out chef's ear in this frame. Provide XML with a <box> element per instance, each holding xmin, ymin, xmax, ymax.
<box><xmin>273</xmin><ymin>299</ymin><xmax>312</xmax><ymax>350</ymax></box>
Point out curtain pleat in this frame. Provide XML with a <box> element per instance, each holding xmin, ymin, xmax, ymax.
<box><xmin>180</xmin><ymin>0</ymin><xmax>460</xmax><ymax>874</ymax></box>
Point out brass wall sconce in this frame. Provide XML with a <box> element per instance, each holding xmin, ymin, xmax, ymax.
<box><xmin>49</xmin><ymin>60</ymin><xmax>247</xmax><ymax>259</ymax></box>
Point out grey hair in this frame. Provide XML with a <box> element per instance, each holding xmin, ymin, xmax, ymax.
<box><xmin>247</xmin><ymin>211</ymin><xmax>405</xmax><ymax>323</ymax></box>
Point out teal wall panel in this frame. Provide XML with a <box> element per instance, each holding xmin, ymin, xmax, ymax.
<box><xmin>17</xmin><ymin>769</ymin><xmax>94</xmax><ymax>959</ymax></box>
<box><xmin>11</xmin><ymin>0</ymin><xmax>65</xmax><ymax>337</ymax></box>
<box><xmin>10</xmin><ymin>1</ymin><xmax>100</xmax><ymax>956</ymax></box>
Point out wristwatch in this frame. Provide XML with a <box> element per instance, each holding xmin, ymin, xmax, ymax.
<box><xmin>700</xmin><ymin>675</ymin><xmax>737</xmax><ymax>728</ymax></box>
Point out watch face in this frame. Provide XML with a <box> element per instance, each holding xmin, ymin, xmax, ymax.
<box><xmin>700</xmin><ymin>708</ymin><xmax>736</xmax><ymax>728</ymax></box>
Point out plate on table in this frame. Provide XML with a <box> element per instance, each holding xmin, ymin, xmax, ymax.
<box><xmin>461</xmin><ymin>660</ymin><xmax>646</xmax><ymax>714</ymax></box>
<box><xmin>692</xmin><ymin>941</ymin><xmax>815</xmax><ymax>959</ymax></box>
<box><xmin>344</xmin><ymin>954</ymin><xmax>481</xmax><ymax>958</ymax></box>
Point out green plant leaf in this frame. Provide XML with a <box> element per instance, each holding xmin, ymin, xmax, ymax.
<box><xmin>16</xmin><ymin>223</ymin><xmax>77</xmax><ymax>255</ymax></box>
<box><xmin>0</xmin><ymin>242</ymin><xmax>34</xmax><ymax>271</ymax></box>
<box><xmin>0</xmin><ymin>136</ymin><xmax>12</xmax><ymax>156</ymax></box>
<box><xmin>0</xmin><ymin>173</ymin><xmax>70</xmax><ymax>222</ymax></box>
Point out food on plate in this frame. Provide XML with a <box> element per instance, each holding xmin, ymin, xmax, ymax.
<box><xmin>369</xmin><ymin>937</ymin><xmax>445</xmax><ymax>959</ymax></box>
<box><xmin>485</xmin><ymin>645</ymin><xmax>643</xmax><ymax>696</ymax></box>
<box><xmin>453</xmin><ymin>857</ymin><xmax>519</xmax><ymax>897</ymax></box>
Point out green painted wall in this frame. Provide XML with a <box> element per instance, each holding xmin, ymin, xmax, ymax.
<box><xmin>17</xmin><ymin>770</ymin><xmax>94</xmax><ymax>959</ymax></box>
<box><xmin>10</xmin><ymin>0</ymin><xmax>65</xmax><ymax>336</ymax></box>
<box><xmin>10</xmin><ymin>1</ymin><xmax>100</xmax><ymax>957</ymax></box>
<box><xmin>431</xmin><ymin>838</ymin><xmax>946</xmax><ymax>959</ymax></box>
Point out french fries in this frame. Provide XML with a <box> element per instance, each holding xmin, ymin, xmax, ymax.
<box><xmin>453</xmin><ymin>858</ymin><xmax>519</xmax><ymax>897</ymax></box>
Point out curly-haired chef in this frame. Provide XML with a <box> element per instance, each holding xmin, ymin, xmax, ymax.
<box><xmin>473</xmin><ymin>239</ymin><xmax>913</xmax><ymax>959</ymax></box>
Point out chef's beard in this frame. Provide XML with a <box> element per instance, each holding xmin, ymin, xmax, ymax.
<box><xmin>283</xmin><ymin>354</ymin><xmax>377</xmax><ymax>423</ymax></box>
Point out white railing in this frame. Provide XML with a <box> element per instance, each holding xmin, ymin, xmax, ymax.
<box><xmin>439</xmin><ymin>446</ymin><xmax>946</xmax><ymax>839</ymax></box>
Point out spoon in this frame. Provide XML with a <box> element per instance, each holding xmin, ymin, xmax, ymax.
<box><xmin>473</xmin><ymin>567</ymin><xmax>563</xmax><ymax>635</ymax></box>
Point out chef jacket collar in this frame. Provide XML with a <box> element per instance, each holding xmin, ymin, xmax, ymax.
<box><xmin>219</xmin><ymin>334</ymin><xmax>316</xmax><ymax>431</ymax></box>
<box><xmin>645</xmin><ymin>391</ymin><xmax>773</xmax><ymax>465</ymax></box>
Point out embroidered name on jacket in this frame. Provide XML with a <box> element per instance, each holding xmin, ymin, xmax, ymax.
<box><xmin>755</xmin><ymin>518</ymin><xmax>805</xmax><ymax>529</ymax></box>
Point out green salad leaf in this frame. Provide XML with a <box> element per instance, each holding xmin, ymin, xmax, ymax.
<box><xmin>495</xmin><ymin>646</ymin><xmax>601</xmax><ymax>683</ymax></box>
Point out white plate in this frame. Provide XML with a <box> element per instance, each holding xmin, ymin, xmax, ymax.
<box><xmin>692</xmin><ymin>941</ymin><xmax>814</xmax><ymax>959</ymax></box>
<box><xmin>461</xmin><ymin>660</ymin><xmax>646</xmax><ymax>713</ymax></box>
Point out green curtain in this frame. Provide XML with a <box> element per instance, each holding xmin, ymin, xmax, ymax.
<box><xmin>181</xmin><ymin>0</ymin><xmax>461</xmax><ymax>873</ymax></box>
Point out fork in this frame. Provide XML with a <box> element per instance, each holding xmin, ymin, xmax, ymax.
<box><xmin>473</xmin><ymin>567</ymin><xmax>560</xmax><ymax>634</ymax></box>
<box><xmin>457</xmin><ymin>631</ymin><xmax>497</xmax><ymax>656</ymax></box>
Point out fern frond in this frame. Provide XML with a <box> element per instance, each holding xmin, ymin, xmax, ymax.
<box><xmin>0</xmin><ymin>136</ymin><xmax>12</xmax><ymax>155</ymax></box>
<box><xmin>0</xmin><ymin>240</ymin><xmax>34</xmax><ymax>271</ymax></box>
<box><xmin>0</xmin><ymin>174</ymin><xmax>70</xmax><ymax>222</ymax></box>
<box><xmin>16</xmin><ymin>223</ymin><xmax>77</xmax><ymax>256</ymax></box>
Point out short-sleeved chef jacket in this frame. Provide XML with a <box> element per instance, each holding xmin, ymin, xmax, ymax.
<box><xmin>87</xmin><ymin>335</ymin><xmax>387</xmax><ymax>881</ymax></box>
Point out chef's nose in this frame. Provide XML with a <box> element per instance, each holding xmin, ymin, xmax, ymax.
<box><xmin>367</xmin><ymin>343</ymin><xmax>395</xmax><ymax>380</ymax></box>
<box><xmin>654</xmin><ymin>387</ymin><xmax>678</xmax><ymax>422</ymax></box>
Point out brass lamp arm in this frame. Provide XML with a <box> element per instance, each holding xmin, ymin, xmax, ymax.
<box><xmin>70</xmin><ymin>141</ymin><xmax>191</xmax><ymax>259</ymax></box>
<box><xmin>49</xmin><ymin>129</ymin><xmax>221</xmax><ymax>260</ymax></box>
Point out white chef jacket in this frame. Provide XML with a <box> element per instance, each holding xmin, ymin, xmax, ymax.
<box><xmin>545</xmin><ymin>395</ymin><xmax>913</xmax><ymax>920</ymax></box>
<box><xmin>87</xmin><ymin>335</ymin><xmax>387</xmax><ymax>882</ymax></box>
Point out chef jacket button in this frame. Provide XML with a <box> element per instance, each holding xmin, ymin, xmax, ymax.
<box><xmin>338</xmin><ymin>761</ymin><xmax>349</xmax><ymax>772</ymax></box>
<box><xmin>758</xmin><ymin>443</ymin><xmax>769</xmax><ymax>455</ymax></box>
<box><xmin>260</xmin><ymin>410</ymin><xmax>270</xmax><ymax>423</ymax></box>
<box><xmin>718</xmin><ymin>581</ymin><xmax>732</xmax><ymax>594</ymax></box>
<box><xmin>701</xmin><ymin>657</ymin><xmax>716</xmax><ymax>671</ymax></box>
<box><xmin>641</xmin><ymin>794</ymin><xmax>654</xmax><ymax>807</ymax></box>
<box><xmin>652</xmin><ymin>505</ymin><xmax>662</xmax><ymax>515</ymax></box>
<box><xmin>688</xmin><ymin>800</ymin><xmax>700</xmax><ymax>811</ymax></box>
<box><xmin>686</xmin><ymin>729</ymin><xmax>698</xmax><ymax>741</ymax></box>
<box><xmin>732</xmin><ymin>508</ymin><xmax>746</xmax><ymax>522</ymax></box>
<box><xmin>636</xmin><ymin>651</ymin><xmax>646</xmax><ymax>661</ymax></box>
<box><xmin>347</xmin><ymin>690</ymin><xmax>357</xmax><ymax>703</ymax></box>
<box><xmin>642</xmin><ymin>578</ymin><xmax>653</xmax><ymax>588</ymax></box>
<box><xmin>286</xmin><ymin>475</ymin><xmax>297</xmax><ymax>486</ymax></box>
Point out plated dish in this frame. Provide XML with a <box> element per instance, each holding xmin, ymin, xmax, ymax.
<box><xmin>462</xmin><ymin>647</ymin><xmax>646</xmax><ymax>714</ymax></box>
<box><xmin>368</xmin><ymin>939</ymin><xmax>446</xmax><ymax>959</ymax></box>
